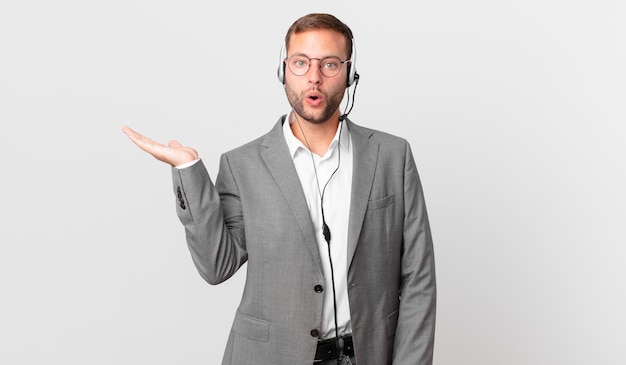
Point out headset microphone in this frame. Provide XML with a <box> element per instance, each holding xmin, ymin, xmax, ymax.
<box><xmin>323</xmin><ymin>221</ymin><xmax>332</xmax><ymax>243</ymax></box>
<box><xmin>339</xmin><ymin>72</ymin><xmax>359</xmax><ymax>122</ymax></box>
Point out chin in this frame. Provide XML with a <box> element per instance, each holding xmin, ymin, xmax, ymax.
<box><xmin>304</xmin><ymin>113</ymin><xmax>335</xmax><ymax>125</ymax></box>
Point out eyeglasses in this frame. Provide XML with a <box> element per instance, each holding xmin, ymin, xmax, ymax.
<box><xmin>286</xmin><ymin>55</ymin><xmax>350</xmax><ymax>78</ymax></box>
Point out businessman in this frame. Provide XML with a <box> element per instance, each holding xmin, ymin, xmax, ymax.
<box><xmin>123</xmin><ymin>13</ymin><xmax>436</xmax><ymax>365</ymax></box>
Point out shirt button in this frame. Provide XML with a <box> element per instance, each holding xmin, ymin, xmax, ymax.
<box><xmin>310</xmin><ymin>329</ymin><xmax>319</xmax><ymax>337</ymax></box>
<box><xmin>314</xmin><ymin>284</ymin><xmax>324</xmax><ymax>293</ymax></box>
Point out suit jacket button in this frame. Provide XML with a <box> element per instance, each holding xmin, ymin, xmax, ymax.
<box><xmin>310</xmin><ymin>329</ymin><xmax>319</xmax><ymax>337</ymax></box>
<box><xmin>176</xmin><ymin>187</ymin><xmax>186</xmax><ymax>209</ymax></box>
<box><xmin>314</xmin><ymin>285</ymin><xmax>324</xmax><ymax>293</ymax></box>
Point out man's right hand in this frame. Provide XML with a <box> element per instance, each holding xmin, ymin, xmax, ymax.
<box><xmin>122</xmin><ymin>126</ymin><xmax>199</xmax><ymax>167</ymax></box>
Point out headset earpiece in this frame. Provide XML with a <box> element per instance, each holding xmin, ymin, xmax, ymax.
<box><xmin>346</xmin><ymin>39</ymin><xmax>357</xmax><ymax>87</ymax></box>
<box><xmin>277</xmin><ymin>42</ymin><xmax>287</xmax><ymax>84</ymax></box>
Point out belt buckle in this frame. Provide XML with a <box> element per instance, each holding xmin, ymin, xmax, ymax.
<box><xmin>338</xmin><ymin>336</ymin><xmax>344</xmax><ymax>357</ymax></box>
<box><xmin>314</xmin><ymin>334</ymin><xmax>352</xmax><ymax>362</ymax></box>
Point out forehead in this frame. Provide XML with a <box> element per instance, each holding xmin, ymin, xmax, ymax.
<box><xmin>287</xmin><ymin>29</ymin><xmax>348</xmax><ymax>58</ymax></box>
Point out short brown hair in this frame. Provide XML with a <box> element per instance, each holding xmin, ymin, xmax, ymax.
<box><xmin>285</xmin><ymin>13</ymin><xmax>354</xmax><ymax>59</ymax></box>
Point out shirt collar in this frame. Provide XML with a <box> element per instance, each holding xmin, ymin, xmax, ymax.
<box><xmin>282</xmin><ymin>111</ymin><xmax>351</xmax><ymax>159</ymax></box>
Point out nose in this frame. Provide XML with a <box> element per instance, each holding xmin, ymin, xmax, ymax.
<box><xmin>306</xmin><ymin>59</ymin><xmax>323</xmax><ymax>84</ymax></box>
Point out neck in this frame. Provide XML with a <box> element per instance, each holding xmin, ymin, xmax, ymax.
<box><xmin>291</xmin><ymin>112</ymin><xmax>341</xmax><ymax>156</ymax></box>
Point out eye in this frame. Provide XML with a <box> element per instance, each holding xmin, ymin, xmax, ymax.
<box><xmin>322</xmin><ymin>58</ymin><xmax>340</xmax><ymax>70</ymax></box>
<box><xmin>291</xmin><ymin>57</ymin><xmax>309</xmax><ymax>68</ymax></box>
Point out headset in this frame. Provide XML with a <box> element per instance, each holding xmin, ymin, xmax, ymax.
<box><xmin>277</xmin><ymin>37</ymin><xmax>358</xmax><ymax>87</ymax></box>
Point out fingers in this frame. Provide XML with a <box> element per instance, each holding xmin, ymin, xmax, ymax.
<box><xmin>169</xmin><ymin>140</ymin><xmax>199</xmax><ymax>159</ymax></box>
<box><xmin>122</xmin><ymin>125</ymin><xmax>167</xmax><ymax>161</ymax></box>
<box><xmin>121</xmin><ymin>125</ymin><xmax>143</xmax><ymax>141</ymax></box>
<box><xmin>122</xmin><ymin>126</ymin><xmax>161</xmax><ymax>148</ymax></box>
<box><xmin>168</xmin><ymin>140</ymin><xmax>183</xmax><ymax>149</ymax></box>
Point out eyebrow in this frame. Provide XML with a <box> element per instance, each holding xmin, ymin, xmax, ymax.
<box><xmin>289</xmin><ymin>52</ymin><xmax>342</xmax><ymax>59</ymax></box>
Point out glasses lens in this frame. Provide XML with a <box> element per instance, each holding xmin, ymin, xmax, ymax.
<box><xmin>319</xmin><ymin>57</ymin><xmax>342</xmax><ymax>77</ymax></box>
<box><xmin>287</xmin><ymin>56</ymin><xmax>310</xmax><ymax>76</ymax></box>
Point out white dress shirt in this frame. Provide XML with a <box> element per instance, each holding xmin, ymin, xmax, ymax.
<box><xmin>283</xmin><ymin>112</ymin><xmax>353</xmax><ymax>339</ymax></box>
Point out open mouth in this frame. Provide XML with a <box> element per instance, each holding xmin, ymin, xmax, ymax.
<box><xmin>306</xmin><ymin>92</ymin><xmax>323</xmax><ymax>102</ymax></box>
<box><xmin>305</xmin><ymin>90</ymin><xmax>323</xmax><ymax>105</ymax></box>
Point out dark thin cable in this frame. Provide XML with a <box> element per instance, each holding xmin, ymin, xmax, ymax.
<box><xmin>340</xmin><ymin>76</ymin><xmax>359</xmax><ymax>120</ymax></box>
<box><xmin>293</xmin><ymin>113</ymin><xmax>342</xmax><ymax>210</ymax></box>
<box><xmin>293</xmin><ymin>112</ymin><xmax>344</xmax><ymax>363</ymax></box>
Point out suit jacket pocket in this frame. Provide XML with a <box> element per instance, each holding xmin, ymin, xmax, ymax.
<box><xmin>385</xmin><ymin>309</ymin><xmax>399</xmax><ymax>338</ymax></box>
<box><xmin>368</xmin><ymin>193</ymin><xmax>395</xmax><ymax>211</ymax></box>
<box><xmin>233</xmin><ymin>310</ymin><xmax>270</xmax><ymax>342</ymax></box>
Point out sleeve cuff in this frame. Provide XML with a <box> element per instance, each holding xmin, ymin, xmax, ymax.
<box><xmin>175</xmin><ymin>159</ymin><xmax>201</xmax><ymax>169</ymax></box>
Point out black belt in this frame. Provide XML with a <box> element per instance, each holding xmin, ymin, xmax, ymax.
<box><xmin>314</xmin><ymin>334</ymin><xmax>354</xmax><ymax>362</ymax></box>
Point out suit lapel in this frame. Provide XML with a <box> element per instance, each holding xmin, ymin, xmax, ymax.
<box><xmin>345</xmin><ymin>120</ymin><xmax>378</xmax><ymax>269</ymax></box>
<box><xmin>260</xmin><ymin>117</ymin><xmax>324</xmax><ymax>275</ymax></box>
<box><xmin>258</xmin><ymin>117</ymin><xmax>378</xmax><ymax>275</ymax></box>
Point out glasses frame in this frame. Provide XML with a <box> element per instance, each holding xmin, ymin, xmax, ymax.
<box><xmin>285</xmin><ymin>55</ymin><xmax>351</xmax><ymax>78</ymax></box>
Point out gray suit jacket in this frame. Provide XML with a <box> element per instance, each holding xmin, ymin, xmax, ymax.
<box><xmin>172</xmin><ymin>116</ymin><xmax>436</xmax><ymax>365</ymax></box>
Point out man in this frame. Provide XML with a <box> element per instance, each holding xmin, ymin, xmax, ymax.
<box><xmin>123</xmin><ymin>13</ymin><xmax>436</xmax><ymax>365</ymax></box>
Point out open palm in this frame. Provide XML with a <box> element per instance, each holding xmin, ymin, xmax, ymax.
<box><xmin>122</xmin><ymin>126</ymin><xmax>198</xmax><ymax>167</ymax></box>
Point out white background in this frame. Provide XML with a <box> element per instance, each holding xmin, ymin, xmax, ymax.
<box><xmin>1</xmin><ymin>1</ymin><xmax>625</xmax><ymax>364</ymax></box>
